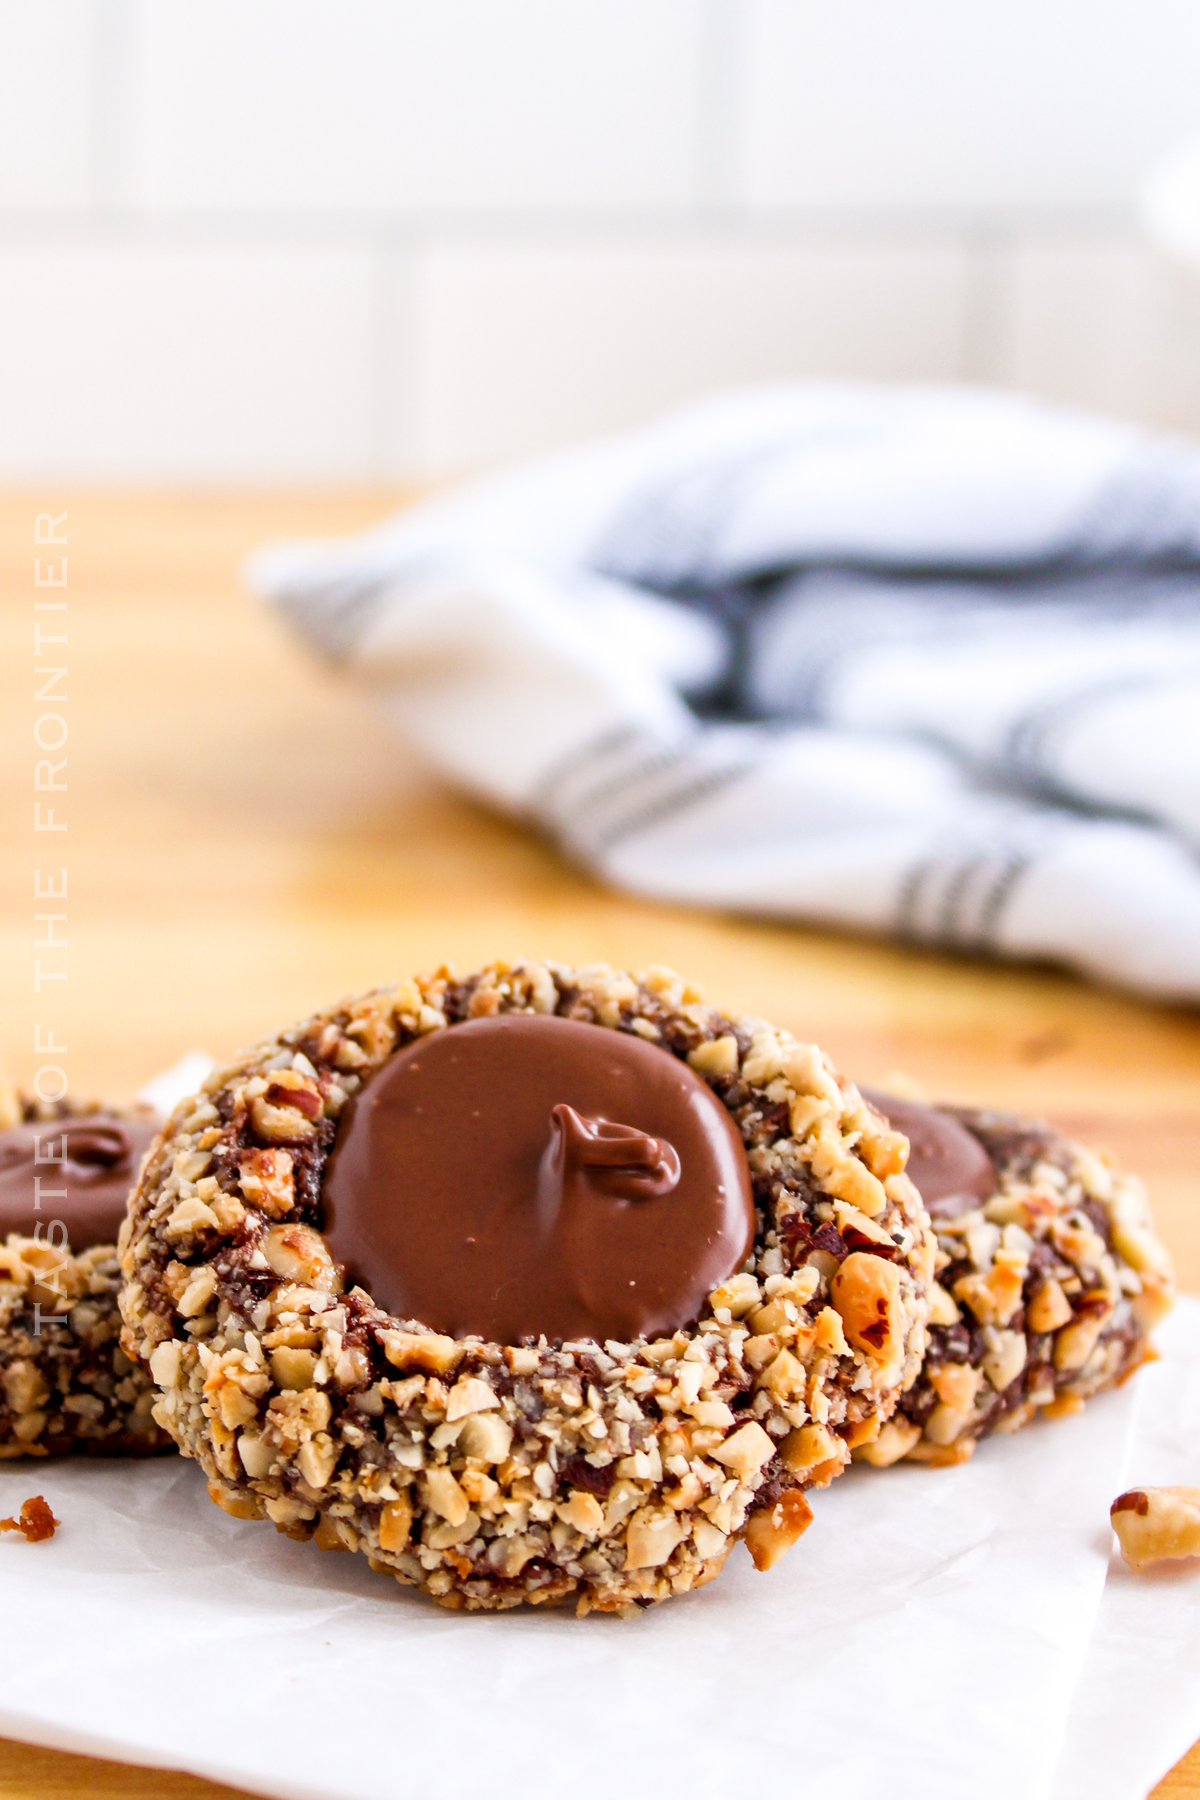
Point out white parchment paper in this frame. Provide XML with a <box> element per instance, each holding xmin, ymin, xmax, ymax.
<box><xmin>4</xmin><ymin>1054</ymin><xmax>1192</xmax><ymax>1799</ymax></box>
<box><xmin>0</xmin><ymin>1374</ymin><xmax>1144</xmax><ymax>1800</ymax></box>
<box><xmin>1051</xmin><ymin>1297</ymin><xmax>1200</xmax><ymax>1800</ymax></box>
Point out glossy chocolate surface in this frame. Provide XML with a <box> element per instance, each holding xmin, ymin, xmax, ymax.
<box><xmin>0</xmin><ymin>1114</ymin><xmax>158</xmax><ymax>1250</ymax></box>
<box><xmin>322</xmin><ymin>1013</ymin><xmax>756</xmax><ymax>1343</ymax></box>
<box><xmin>862</xmin><ymin>1089</ymin><xmax>996</xmax><ymax>1221</ymax></box>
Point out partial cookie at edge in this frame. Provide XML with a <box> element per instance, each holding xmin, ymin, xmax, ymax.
<box><xmin>856</xmin><ymin>1100</ymin><xmax>1174</xmax><ymax>1468</ymax></box>
<box><xmin>1</xmin><ymin>1088</ymin><xmax>166</xmax><ymax>1459</ymax></box>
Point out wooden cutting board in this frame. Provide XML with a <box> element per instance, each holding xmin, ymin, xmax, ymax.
<box><xmin>0</xmin><ymin>492</ymin><xmax>1196</xmax><ymax>1800</ymax></box>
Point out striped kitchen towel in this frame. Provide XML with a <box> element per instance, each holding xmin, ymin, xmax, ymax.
<box><xmin>248</xmin><ymin>384</ymin><xmax>1200</xmax><ymax>1001</ymax></box>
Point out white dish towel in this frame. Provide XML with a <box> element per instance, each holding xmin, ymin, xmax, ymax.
<box><xmin>249</xmin><ymin>385</ymin><xmax>1200</xmax><ymax>1002</ymax></box>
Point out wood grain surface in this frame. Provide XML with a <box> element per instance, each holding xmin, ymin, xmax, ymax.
<box><xmin>0</xmin><ymin>491</ymin><xmax>1196</xmax><ymax>1800</ymax></box>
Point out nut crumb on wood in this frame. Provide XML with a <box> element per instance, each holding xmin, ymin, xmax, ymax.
<box><xmin>0</xmin><ymin>1494</ymin><xmax>59</xmax><ymax>1542</ymax></box>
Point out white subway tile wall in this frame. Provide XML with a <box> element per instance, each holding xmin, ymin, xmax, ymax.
<box><xmin>0</xmin><ymin>239</ymin><xmax>377</xmax><ymax>481</ymax></box>
<box><xmin>0</xmin><ymin>1</ymin><xmax>96</xmax><ymax>211</ymax></box>
<box><xmin>739</xmin><ymin>0</ymin><xmax>1200</xmax><ymax>212</ymax></box>
<box><xmin>127</xmin><ymin>0</ymin><xmax>706</xmax><ymax>216</ymax></box>
<box><xmin>0</xmin><ymin>0</ymin><xmax>1198</xmax><ymax>480</ymax></box>
<box><xmin>404</xmin><ymin>238</ymin><xmax>972</xmax><ymax>471</ymax></box>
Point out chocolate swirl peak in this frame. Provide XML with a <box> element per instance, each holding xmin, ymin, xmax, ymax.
<box><xmin>544</xmin><ymin>1104</ymin><xmax>681</xmax><ymax>1205</ymax></box>
<box><xmin>0</xmin><ymin>1113</ymin><xmax>159</xmax><ymax>1250</ymax></box>
<box><xmin>322</xmin><ymin>1013</ymin><xmax>756</xmax><ymax>1344</ymax></box>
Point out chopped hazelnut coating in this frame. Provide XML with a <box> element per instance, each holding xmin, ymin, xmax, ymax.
<box><xmin>121</xmin><ymin>959</ymin><xmax>934</xmax><ymax>1614</ymax></box>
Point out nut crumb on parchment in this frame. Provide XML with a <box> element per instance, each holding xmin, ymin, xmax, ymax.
<box><xmin>1111</xmin><ymin>1486</ymin><xmax>1200</xmax><ymax>1572</ymax></box>
<box><xmin>0</xmin><ymin>1494</ymin><xmax>59</xmax><ymax>1542</ymax></box>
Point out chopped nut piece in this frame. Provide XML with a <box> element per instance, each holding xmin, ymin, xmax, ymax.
<box><xmin>207</xmin><ymin>1480</ymin><xmax>263</xmax><ymax>1520</ymax></box>
<box><xmin>744</xmin><ymin>1490</ymin><xmax>813</xmax><ymax>1571</ymax></box>
<box><xmin>560</xmin><ymin>1491</ymin><xmax>605</xmax><ymax>1536</ymax></box>
<box><xmin>1111</xmin><ymin>1486</ymin><xmax>1200</xmax><ymax>1571</ymax></box>
<box><xmin>929</xmin><ymin>1363</ymin><xmax>982</xmax><ymax>1411</ymax></box>
<box><xmin>457</xmin><ymin>1412</ymin><xmax>513</xmax><ymax>1465</ymax></box>
<box><xmin>1042</xmin><ymin>1393</ymin><xmax>1085</xmax><ymax>1421</ymax></box>
<box><xmin>783</xmin><ymin>1044</ymin><xmax>842</xmax><ymax>1111</ymax></box>
<box><xmin>691</xmin><ymin>1518</ymin><xmax>729</xmax><ymax>1561</ymax></box>
<box><xmin>460</xmin><ymin>1469</ymin><xmax>498</xmax><ymax>1506</ymax></box>
<box><xmin>424</xmin><ymin>1510</ymin><xmax>479</xmax><ymax>1552</ymax></box>
<box><xmin>424</xmin><ymin>1466</ymin><xmax>471</xmax><ymax>1526</ymax></box>
<box><xmin>238</xmin><ymin>1148</ymin><xmax>296</xmax><ymax>1218</ymax></box>
<box><xmin>758</xmin><ymin>1347</ymin><xmax>807</xmax><ymax>1403</ymax></box>
<box><xmin>258</xmin><ymin>1224</ymin><xmax>340</xmax><ymax>1291</ymax></box>
<box><xmin>148</xmin><ymin>1340</ymin><xmax>181</xmax><ymax>1387</ymax></box>
<box><xmin>743</xmin><ymin>1332</ymin><xmax>781</xmax><ymax>1370</ymax></box>
<box><xmin>814</xmin><ymin>1306</ymin><xmax>851</xmax><ymax>1358</ymax></box>
<box><xmin>687</xmin><ymin>1397</ymin><xmax>736</xmax><ymax>1428</ymax></box>
<box><xmin>854</xmin><ymin>1418</ymin><xmax>922</xmax><ymax>1467</ymax></box>
<box><xmin>0</xmin><ymin>1495</ymin><xmax>58</xmax><ymax>1542</ymax></box>
<box><xmin>780</xmin><ymin>1421</ymin><xmax>840</xmax><ymax>1476</ymax></box>
<box><xmin>1133</xmin><ymin>1274</ymin><xmax>1175</xmax><ymax>1332</ymax></box>
<box><xmin>905</xmin><ymin>1436</ymin><xmax>975</xmax><ymax>1467</ymax></box>
<box><xmin>712</xmin><ymin>1419</ymin><xmax>776</xmax><ymax>1480</ymax></box>
<box><xmin>924</xmin><ymin>1402</ymin><xmax>975</xmax><ymax>1447</ymax></box>
<box><xmin>249</xmin><ymin>1094</ymin><xmax>317</xmax><ymax>1143</ymax></box>
<box><xmin>380</xmin><ymin>1330</ymin><xmax>464</xmax><ymax>1376</ymax></box>
<box><xmin>177</xmin><ymin>1266</ymin><xmax>218</xmax><ymax>1319</ymax></box>
<box><xmin>687</xmin><ymin>1035</ymin><xmax>739</xmax><ymax>1078</ymax></box>
<box><xmin>928</xmin><ymin>1282</ymin><xmax>961</xmax><ymax>1326</ymax></box>
<box><xmin>809</xmin><ymin>1128</ymin><xmax>888</xmax><ymax>1217</ymax></box>
<box><xmin>707</xmin><ymin>1272</ymin><xmax>761</xmax><ymax>1318</ymax></box>
<box><xmin>270</xmin><ymin>1347</ymin><xmax>318</xmax><ymax>1391</ymax></box>
<box><xmin>1026</xmin><ymin>1277</ymin><xmax>1073</xmax><ymax>1333</ymax></box>
<box><xmin>297</xmin><ymin>1433</ymin><xmax>339</xmax><ymax>1489</ymax></box>
<box><xmin>831</xmin><ymin>1253</ymin><xmax>904</xmax><ymax>1366</ymax></box>
<box><xmin>953</xmin><ymin>1263</ymin><xmax>1024</xmax><ymax>1328</ymax></box>
<box><xmin>237</xmin><ymin>1432</ymin><xmax>275</xmax><ymax>1479</ymax></box>
<box><xmin>832</xmin><ymin>1201</ymin><xmax>896</xmax><ymax>1251</ymax></box>
<box><xmin>445</xmin><ymin>1376</ymin><xmax>500</xmax><ymax>1421</ymax></box>
<box><xmin>4</xmin><ymin>1360</ymin><xmax>49</xmax><ymax>1416</ymax></box>
<box><xmin>1111</xmin><ymin>1220</ymin><xmax>1173</xmax><ymax>1278</ymax></box>
<box><xmin>378</xmin><ymin>1493</ymin><xmax>414</xmax><ymax>1552</ymax></box>
<box><xmin>1054</xmin><ymin>1304</ymin><xmax>1112</xmax><ymax>1373</ymax></box>
<box><xmin>788</xmin><ymin>1093</ymin><xmax>831</xmax><ymax>1139</ymax></box>
<box><xmin>624</xmin><ymin>1506</ymin><xmax>687</xmax><ymax>1570</ymax></box>
<box><xmin>163</xmin><ymin>1196</ymin><xmax>220</xmax><ymax>1240</ymax></box>
<box><xmin>981</xmin><ymin>1329</ymin><xmax>1027</xmax><ymax>1394</ymax></box>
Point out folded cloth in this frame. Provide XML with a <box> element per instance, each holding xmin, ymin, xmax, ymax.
<box><xmin>249</xmin><ymin>384</ymin><xmax>1200</xmax><ymax>1001</ymax></box>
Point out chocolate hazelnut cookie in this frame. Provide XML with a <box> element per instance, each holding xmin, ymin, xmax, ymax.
<box><xmin>120</xmin><ymin>960</ymin><xmax>935</xmax><ymax>1614</ymax></box>
<box><xmin>0</xmin><ymin>1086</ymin><xmax>164</xmax><ymax>1457</ymax></box>
<box><xmin>855</xmin><ymin>1093</ymin><xmax>1174</xmax><ymax>1468</ymax></box>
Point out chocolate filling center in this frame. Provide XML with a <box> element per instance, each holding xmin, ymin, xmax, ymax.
<box><xmin>321</xmin><ymin>1013</ymin><xmax>756</xmax><ymax>1343</ymax></box>
<box><xmin>0</xmin><ymin>1114</ymin><xmax>158</xmax><ymax>1250</ymax></box>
